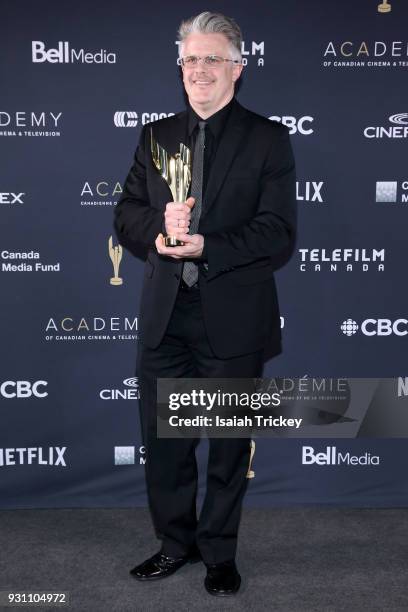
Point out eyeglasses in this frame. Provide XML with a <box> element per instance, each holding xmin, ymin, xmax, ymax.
<box><xmin>177</xmin><ymin>55</ymin><xmax>241</xmax><ymax>67</ymax></box>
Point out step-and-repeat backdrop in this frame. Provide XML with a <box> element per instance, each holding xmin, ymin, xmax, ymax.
<box><xmin>1</xmin><ymin>0</ymin><xmax>407</xmax><ymax>508</ymax></box>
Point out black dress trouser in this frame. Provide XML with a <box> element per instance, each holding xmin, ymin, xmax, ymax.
<box><xmin>136</xmin><ymin>284</ymin><xmax>264</xmax><ymax>565</ymax></box>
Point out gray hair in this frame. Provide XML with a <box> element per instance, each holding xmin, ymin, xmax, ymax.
<box><xmin>178</xmin><ymin>12</ymin><xmax>242</xmax><ymax>61</ymax></box>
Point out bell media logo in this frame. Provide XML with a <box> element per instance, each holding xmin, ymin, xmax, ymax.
<box><xmin>302</xmin><ymin>446</ymin><xmax>380</xmax><ymax>466</ymax></box>
<box><xmin>32</xmin><ymin>41</ymin><xmax>117</xmax><ymax>64</ymax></box>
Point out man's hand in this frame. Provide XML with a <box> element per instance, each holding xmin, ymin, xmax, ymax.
<box><xmin>155</xmin><ymin>232</ymin><xmax>204</xmax><ymax>259</ymax></box>
<box><xmin>164</xmin><ymin>196</ymin><xmax>195</xmax><ymax>238</ymax></box>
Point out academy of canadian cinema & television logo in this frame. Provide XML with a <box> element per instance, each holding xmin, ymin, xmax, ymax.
<box><xmin>44</xmin><ymin>315</ymin><xmax>139</xmax><ymax>342</ymax></box>
<box><xmin>322</xmin><ymin>41</ymin><xmax>408</xmax><ymax>69</ymax></box>
<box><xmin>80</xmin><ymin>180</ymin><xmax>122</xmax><ymax>207</ymax></box>
<box><xmin>0</xmin><ymin>111</ymin><xmax>62</xmax><ymax>137</ymax></box>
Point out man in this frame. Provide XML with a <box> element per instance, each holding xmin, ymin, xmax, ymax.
<box><xmin>114</xmin><ymin>11</ymin><xmax>296</xmax><ymax>596</ymax></box>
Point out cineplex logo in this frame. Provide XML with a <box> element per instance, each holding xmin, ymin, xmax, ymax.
<box><xmin>114</xmin><ymin>112</ymin><xmax>175</xmax><ymax>127</ymax></box>
<box><xmin>0</xmin><ymin>192</ymin><xmax>24</xmax><ymax>205</ymax></box>
<box><xmin>364</xmin><ymin>113</ymin><xmax>408</xmax><ymax>138</ymax></box>
<box><xmin>32</xmin><ymin>41</ymin><xmax>116</xmax><ymax>64</ymax></box>
<box><xmin>302</xmin><ymin>446</ymin><xmax>380</xmax><ymax>466</ymax></box>
<box><xmin>1</xmin><ymin>380</ymin><xmax>48</xmax><ymax>398</ymax></box>
<box><xmin>0</xmin><ymin>447</ymin><xmax>67</xmax><ymax>467</ymax></box>
<box><xmin>99</xmin><ymin>377</ymin><xmax>140</xmax><ymax>400</ymax></box>
<box><xmin>44</xmin><ymin>316</ymin><xmax>138</xmax><ymax>341</ymax></box>
<box><xmin>341</xmin><ymin>318</ymin><xmax>408</xmax><ymax>337</ymax></box>
<box><xmin>269</xmin><ymin>115</ymin><xmax>314</xmax><ymax>135</ymax></box>
<box><xmin>376</xmin><ymin>181</ymin><xmax>408</xmax><ymax>203</ymax></box>
<box><xmin>298</xmin><ymin>248</ymin><xmax>385</xmax><ymax>272</ymax></box>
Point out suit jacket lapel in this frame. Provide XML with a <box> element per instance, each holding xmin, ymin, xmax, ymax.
<box><xmin>201</xmin><ymin>101</ymin><xmax>249</xmax><ymax>219</ymax></box>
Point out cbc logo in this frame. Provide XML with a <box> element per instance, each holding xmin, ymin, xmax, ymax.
<box><xmin>269</xmin><ymin>115</ymin><xmax>314</xmax><ymax>135</ymax></box>
<box><xmin>1</xmin><ymin>380</ymin><xmax>48</xmax><ymax>398</ymax></box>
<box><xmin>114</xmin><ymin>111</ymin><xmax>175</xmax><ymax>127</ymax></box>
<box><xmin>341</xmin><ymin>319</ymin><xmax>408</xmax><ymax>336</ymax></box>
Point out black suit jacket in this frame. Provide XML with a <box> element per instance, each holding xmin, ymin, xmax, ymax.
<box><xmin>114</xmin><ymin>99</ymin><xmax>296</xmax><ymax>359</ymax></box>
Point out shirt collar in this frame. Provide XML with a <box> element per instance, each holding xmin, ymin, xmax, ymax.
<box><xmin>187</xmin><ymin>97</ymin><xmax>236</xmax><ymax>139</ymax></box>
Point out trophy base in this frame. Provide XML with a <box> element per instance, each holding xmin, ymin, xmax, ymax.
<box><xmin>110</xmin><ymin>278</ymin><xmax>123</xmax><ymax>285</ymax></box>
<box><xmin>164</xmin><ymin>236</ymin><xmax>184</xmax><ymax>247</ymax></box>
<box><xmin>378</xmin><ymin>3</ymin><xmax>391</xmax><ymax>11</ymax></box>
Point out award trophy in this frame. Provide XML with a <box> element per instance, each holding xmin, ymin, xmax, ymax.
<box><xmin>246</xmin><ymin>440</ymin><xmax>256</xmax><ymax>479</ymax></box>
<box><xmin>108</xmin><ymin>235</ymin><xmax>123</xmax><ymax>285</ymax></box>
<box><xmin>150</xmin><ymin>128</ymin><xmax>191</xmax><ymax>247</ymax></box>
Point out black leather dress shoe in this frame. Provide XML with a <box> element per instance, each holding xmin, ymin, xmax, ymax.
<box><xmin>204</xmin><ymin>559</ymin><xmax>241</xmax><ymax>596</ymax></box>
<box><xmin>130</xmin><ymin>549</ymin><xmax>201</xmax><ymax>581</ymax></box>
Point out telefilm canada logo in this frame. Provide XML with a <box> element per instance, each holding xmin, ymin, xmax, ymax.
<box><xmin>174</xmin><ymin>40</ymin><xmax>265</xmax><ymax>67</ymax></box>
<box><xmin>32</xmin><ymin>41</ymin><xmax>117</xmax><ymax>64</ymax></box>
<box><xmin>114</xmin><ymin>111</ymin><xmax>175</xmax><ymax>127</ymax></box>
<box><xmin>298</xmin><ymin>248</ymin><xmax>385</xmax><ymax>272</ymax></box>
<box><xmin>44</xmin><ymin>316</ymin><xmax>139</xmax><ymax>342</ymax></box>
<box><xmin>0</xmin><ymin>111</ymin><xmax>62</xmax><ymax>137</ymax></box>
<box><xmin>375</xmin><ymin>180</ymin><xmax>408</xmax><ymax>203</ymax></box>
<box><xmin>341</xmin><ymin>318</ymin><xmax>408</xmax><ymax>336</ymax></box>
<box><xmin>269</xmin><ymin>115</ymin><xmax>314</xmax><ymax>135</ymax></box>
<box><xmin>80</xmin><ymin>181</ymin><xmax>122</xmax><ymax>207</ymax></box>
<box><xmin>364</xmin><ymin>113</ymin><xmax>408</xmax><ymax>138</ymax></box>
<box><xmin>1</xmin><ymin>250</ymin><xmax>60</xmax><ymax>273</ymax></box>
<box><xmin>302</xmin><ymin>446</ymin><xmax>380</xmax><ymax>466</ymax></box>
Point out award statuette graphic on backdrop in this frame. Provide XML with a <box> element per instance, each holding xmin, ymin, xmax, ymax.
<box><xmin>108</xmin><ymin>235</ymin><xmax>123</xmax><ymax>285</ymax></box>
<box><xmin>378</xmin><ymin>0</ymin><xmax>391</xmax><ymax>12</ymax></box>
<box><xmin>150</xmin><ymin>128</ymin><xmax>191</xmax><ymax>247</ymax></box>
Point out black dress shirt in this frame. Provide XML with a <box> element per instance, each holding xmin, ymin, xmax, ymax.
<box><xmin>187</xmin><ymin>96</ymin><xmax>235</xmax><ymax>200</ymax></box>
<box><xmin>186</xmin><ymin>97</ymin><xmax>236</xmax><ymax>260</ymax></box>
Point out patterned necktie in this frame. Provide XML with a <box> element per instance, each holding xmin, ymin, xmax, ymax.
<box><xmin>182</xmin><ymin>120</ymin><xmax>206</xmax><ymax>287</ymax></box>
